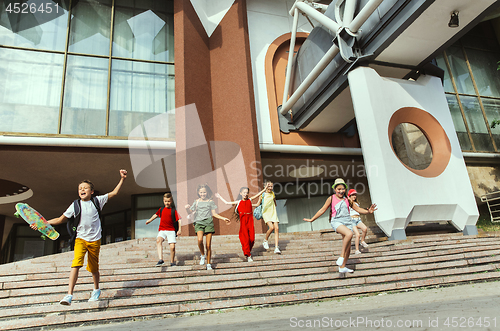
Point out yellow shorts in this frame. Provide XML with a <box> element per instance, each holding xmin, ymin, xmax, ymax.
<box><xmin>71</xmin><ymin>238</ymin><xmax>101</xmax><ymax>273</ymax></box>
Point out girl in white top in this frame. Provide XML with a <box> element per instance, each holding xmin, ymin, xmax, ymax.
<box><xmin>348</xmin><ymin>189</ymin><xmax>369</xmax><ymax>254</ymax></box>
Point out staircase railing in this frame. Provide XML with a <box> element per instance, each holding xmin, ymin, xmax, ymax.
<box><xmin>480</xmin><ymin>191</ymin><xmax>500</xmax><ymax>223</ymax></box>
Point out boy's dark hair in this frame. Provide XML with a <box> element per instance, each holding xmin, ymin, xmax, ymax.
<box><xmin>79</xmin><ymin>180</ymin><xmax>95</xmax><ymax>191</ymax></box>
<box><xmin>163</xmin><ymin>192</ymin><xmax>175</xmax><ymax>208</ymax></box>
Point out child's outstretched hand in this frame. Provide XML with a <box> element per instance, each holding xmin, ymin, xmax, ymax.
<box><xmin>120</xmin><ymin>169</ymin><xmax>127</xmax><ymax>179</ymax></box>
<box><xmin>29</xmin><ymin>223</ymin><xmax>38</xmax><ymax>230</ymax></box>
<box><xmin>224</xmin><ymin>217</ymin><xmax>231</xmax><ymax>224</ymax></box>
<box><xmin>368</xmin><ymin>204</ymin><xmax>377</xmax><ymax>213</ymax></box>
<box><xmin>303</xmin><ymin>218</ymin><xmax>314</xmax><ymax>223</ymax></box>
<box><xmin>214</xmin><ymin>193</ymin><xmax>220</xmax><ymax>199</ymax></box>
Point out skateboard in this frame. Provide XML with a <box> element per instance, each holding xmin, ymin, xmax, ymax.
<box><xmin>15</xmin><ymin>203</ymin><xmax>59</xmax><ymax>240</ymax></box>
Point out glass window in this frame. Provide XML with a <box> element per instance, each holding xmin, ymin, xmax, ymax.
<box><xmin>276</xmin><ymin>196</ymin><xmax>332</xmax><ymax>233</ymax></box>
<box><xmin>435</xmin><ymin>55</ymin><xmax>454</xmax><ymax>93</ymax></box>
<box><xmin>467</xmin><ymin>49</ymin><xmax>500</xmax><ymax>98</ymax></box>
<box><xmin>113</xmin><ymin>0</ymin><xmax>174</xmax><ymax>62</ymax></box>
<box><xmin>135</xmin><ymin>208</ymin><xmax>160</xmax><ymax>238</ymax></box>
<box><xmin>0</xmin><ymin>48</ymin><xmax>63</xmax><ymax>134</ymax></box>
<box><xmin>460</xmin><ymin>22</ymin><xmax>500</xmax><ymax>51</ymax></box>
<box><xmin>0</xmin><ymin>1</ymin><xmax>70</xmax><ymax>51</ymax></box>
<box><xmin>60</xmin><ymin>55</ymin><xmax>108</xmax><ymax>135</ymax></box>
<box><xmin>460</xmin><ymin>95</ymin><xmax>494</xmax><ymax>152</ymax></box>
<box><xmin>109</xmin><ymin>59</ymin><xmax>174</xmax><ymax>137</ymax></box>
<box><xmin>445</xmin><ymin>47</ymin><xmax>475</xmax><ymax>95</ymax></box>
<box><xmin>446</xmin><ymin>94</ymin><xmax>472</xmax><ymax>151</ymax></box>
<box><xmin>482</xmin><ymin>98</ymin><xmax>500</xmax><ymax>149</ymax></box>
<box><xmin>68</xmin><ymin>0</ymin><xmax>112</xmax><ymax>56</ymax></box>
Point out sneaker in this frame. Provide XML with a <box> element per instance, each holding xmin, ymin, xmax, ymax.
<box><xmin>247</xmin><ymin>256</ymin><xmax>253</xmax><ymax>262</ymax></box>
<box><xmin>155</xmin><ymin>260</ymin><xmax>164</xmax><ymax>267</ymax></box>
<box><xmin>60</xmin><ymin>294</ymin><xmax>73</xmax><ymax>306</ymax></box>
<box><xmin>354</xmin><ymin>250</ymin><xmax>361</xmax><ymax>254</ymax></box>
<box><xmin>206</xmin><ymin>264</ymin><xmax>212</xmax><ymax>270</ymax></box>
<box><xmin>339</xmin><ymin>267</ymin><xmax>354</xmax><ymax>273</ymax></box>
<box><xmin>336</xmin><ymin>257</ymin><xmax>344</xmax><ymax>266</ymax></box>
<box><xmin>361</xmin><ymin>241</ymin><xmax>369</xmax><ymax>248</ymax></box>
<box><xmin>274</xmin><ymin>247</ymin><xmax>281</xmax><ymax>254</ymax></box>
<box><xmin>263</xmin><ymin>240</ymin><xmax>269</xmax><ymax>250</ymax></box>
<box><xmin>170</xmin><ymin>262</ymin><xmax>176</xmax><ymax>266</ymax></box>
<box><xmin>88</xmin><ymin>289</ymin><xmax>101</xmax><ymax>302</ymax></box>
<box><xmin>200</xmin><ymin>255</ymin><xmax>206</xmax><ymax>265</ymax></box>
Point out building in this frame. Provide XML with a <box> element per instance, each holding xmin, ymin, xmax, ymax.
<box><xmin>1</xmin><ymin>0</ymin><xmax>499</xmax><ymax>263</ymax></box>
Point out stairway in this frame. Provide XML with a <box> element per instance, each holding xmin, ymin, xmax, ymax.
<box><xmin>1</xmin><ymin>229</ymin><xmax>499</xmax><ymax>330</ymax></box>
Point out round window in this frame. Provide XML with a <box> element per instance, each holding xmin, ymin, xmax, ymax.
<box><xmin>391</xmin><ymin>123</ymin><xmax>433</xmax><ymax>170</ymax></box>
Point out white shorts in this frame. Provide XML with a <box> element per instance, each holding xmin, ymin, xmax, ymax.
<box><xmin>157</xmin><ymin>231</ymin><xmax>176</xmax><ymax>244</ymax></box>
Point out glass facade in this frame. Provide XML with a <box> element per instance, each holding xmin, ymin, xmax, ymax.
<box><xmin>437</xmin><ymin>21</ymin><xmax>500</xmax><ymax>152</ymax></box>
<box><xmin>0</xmin><ymin>0</ymin><xmax>174</xmax><ymax>138</ymax></box>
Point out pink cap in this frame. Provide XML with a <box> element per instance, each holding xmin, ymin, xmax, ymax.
<box><xmin>348</xmin><ymin>189</ymin><xmax>357</xmax><ymax>197</ymax></box>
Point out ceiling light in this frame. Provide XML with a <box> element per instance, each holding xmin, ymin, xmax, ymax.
<box><xmin>289</xmin><ymin>166</ymin><xmax>325</xmax><ymax>178</ymax></box>
<box><xmin>449</xmin><ymin>11</ymin><xmax>459</xmax><ymax>28</ymax></box>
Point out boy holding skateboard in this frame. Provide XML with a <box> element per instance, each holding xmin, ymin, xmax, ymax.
<box><xmin>145</xmin><ymin>192</ymin><xmax>182</xmax><ymax>267</ymax></box>
<box><xmin>31</xmin><ymin>169</ymin><xmax>127</xmax><ymax>305</ymax></box>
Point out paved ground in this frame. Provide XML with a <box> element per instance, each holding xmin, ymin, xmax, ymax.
<box><xmin>59</xmin><ymin>281</ymin><xmax>500</xmax><ymax>331</ymax></box>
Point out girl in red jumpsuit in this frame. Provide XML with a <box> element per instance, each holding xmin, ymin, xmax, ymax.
<box><xmin>215</xmin><ymin>187</ymin><xmax>263</xmax><ymax>262</ymax></box>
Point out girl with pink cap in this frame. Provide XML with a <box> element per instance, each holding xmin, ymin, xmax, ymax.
<box><xmin>348</xmin><ymin>189</ymin><xmax>370</xmax><ymax>254</ymax></box>
<box><xmin>303</xmin><ymin>178</ymin><xmax>376</xmax><ymax>274</ymax></box>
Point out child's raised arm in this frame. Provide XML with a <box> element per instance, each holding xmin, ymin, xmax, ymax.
<box><xmin>352</xmin><ymin>203</ymin><xmax>377</xmax><ymax>215</ymax></box>
<box><xmin>214</xmin><ymin>193</ymin><xmax>238</xmax><ymax>205</ymax></box>
<box><xmin>303</xmin><ymin>196</ymin><xmax>332</xmax><ymax>223</ymax></box>
<box><xmin>250</xmin><ymin>188</ymin><xmax>266</xmax><ymax>200</ymax></box>
<box><xmin>108</xmin><ymin>169</ymin><xmax>127</xmax><ymax>199</ymax></box>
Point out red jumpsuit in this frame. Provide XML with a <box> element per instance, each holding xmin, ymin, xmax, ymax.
<box><xmin>237</xmin><ymin>199</ymin><xmax>255</xmax><ymax>257</ymax></box>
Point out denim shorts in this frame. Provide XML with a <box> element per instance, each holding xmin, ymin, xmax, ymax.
<box><xmin>351</xmin><ymin>217</ymin><xmax>362</xmax><ymax>226</ymax></box>
<box><xmin>331</xmin><ymin>220</ymin><xmax>353</xmax><ymax>232</ymax></box>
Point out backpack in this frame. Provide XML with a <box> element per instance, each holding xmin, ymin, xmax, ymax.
<box><xmin>159</xmin><ymin>206</ymin><xmax>179</xmax><ymax>234</ymax></box>
<box><xmin>67</xmin><ymin>197</ymin><xmax>101</xmax><ymax>250</ymax></box>
<box><xmin>253</xmin><ymin>193</ymin><xmax>266</xmax><ymax>220</ymax></box>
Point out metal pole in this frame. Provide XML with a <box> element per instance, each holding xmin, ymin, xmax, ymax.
<box><xmin>282</xmin><ymin>8</ymin><xmax>300</xmax><ymax>107</ymax></box>
<box><xmin>342</xmin><ymin>0</ymin><xmax>357</xmax><ymax>26</ymax></box>
<box><xmin>348</xmin><ymin>0</ymin><xmax>384</xmax><ymax>33</ymax></box>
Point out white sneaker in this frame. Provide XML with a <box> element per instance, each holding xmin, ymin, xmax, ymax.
<box><xmin>274</xmin><ymin>247</ymin><xmax>281</xmax><ymax>254</ymax></box>
<box><xmin>88</xmin><ymin>289</ymin><xmax>101</xmax><ymax>302</ymax></box>
<box><xmin>336</xmin><ymin>257</ymin><xmax>344</xmax><ymax>266</ymax></box>
<box><xmin>263</xmin><ymin>240</ymin><xmax>269</xmax><ymax>250</ymax></box>
<box><xmin>206</xmin><ymin>264</ymin><xmax>212</xmax><ymax>270</ymax></box>
<box><xmin>199</xmin><ymin>255</ymin><xmax>206</xmax><ymax>265</ymax></box>
<box><xmin>247</xmin><ymin>256</ymin><xmax>253</xmax><ymax>262</ymax></box>
<box><xmin>60</xmin><ymin>294</ymin><xmax>73</xmax><ymax>306</ymax></box>
<box><xmin>354</xmin><ymin>250</ymin><xmax>361</xmax><ymax>255</ymax></box>
<box><xmin>339</xmin><ymin>267</ymin><xmax>354</xmax><ymax>273</ymax></box>
<box><xmin>361</xmin><ymin>241</ymin><xmax>369</xmax><ymax>248</ymax></box>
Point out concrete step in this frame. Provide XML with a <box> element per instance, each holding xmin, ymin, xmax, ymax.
<box><xmin>0</xmin><ymin>231</ymin><xmax>499</xmax><ymax>330</ymax></box>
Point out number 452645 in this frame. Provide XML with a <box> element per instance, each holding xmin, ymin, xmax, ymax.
<box><xmin>443</xmin><ymin>317</ymin><xmax>496</xmax><ymax>328</ymax></box>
